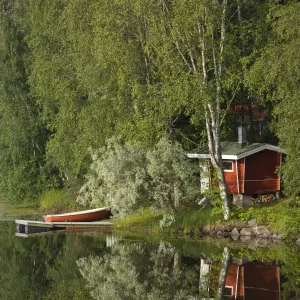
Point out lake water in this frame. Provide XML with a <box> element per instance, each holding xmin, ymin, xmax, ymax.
<box><xmin>1</xmin><ymin>214</ymin><xmax>299</xmax><ymax>299</ymax></box>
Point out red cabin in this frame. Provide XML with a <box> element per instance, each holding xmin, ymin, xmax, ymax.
<box><xmin>188</xmin><ymin>130</ymin><xmax>284</xmax><ymax>205</ymax></box>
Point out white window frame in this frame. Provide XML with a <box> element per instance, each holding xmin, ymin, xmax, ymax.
<box><xmin>223</xmin><ymin>285</ymin><xmax>233</xmax><ymax>297</ymax></box>
<box><xmin>223</xmin><ymin>160</ymin><xmax>233</xmax><ymax>172</ymax></box>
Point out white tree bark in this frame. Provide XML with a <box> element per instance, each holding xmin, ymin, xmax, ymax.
<box><xmin>199</xmin><ymin>258</ymin><xmax>211</xmax><ymax>294</ymax></box>
<box><xmin>200</xmin><ymin>1</ymin><xmax>230</xmax><ymax>220</ymax></box>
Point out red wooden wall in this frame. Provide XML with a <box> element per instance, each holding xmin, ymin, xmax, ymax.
<box><xmin>225</xmin><ymin>264</ymin><xmax>280</xmax><ymax>300</ymax></box>
<box><xmin>224</xmin><ymin>159</ymin><xmax>245</xmax><ymax>194</ymax></box>
<box><xmin>244</xmin><ymin>150</ymin><xmax>280</xmax><ymax>194</ymax></box>
<box><xmin>223</xmin><ymin>150</ymin><xmax>280</xmax><ymax>195</ymax></box>
<box><xmin>224</xmin><ymin>162</ymin><xmax>238</xmax><ymax>194</ymax></box>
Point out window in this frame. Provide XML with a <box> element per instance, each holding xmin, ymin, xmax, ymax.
<box><xmin>223</xmin><ymin>160</ymin><xmax>233</xmax><ymax>172</ymax></box>
<box><xmin>223</xmin><ymin>286</ymin><xmax>233</xmax><ymax>298</ymax></box>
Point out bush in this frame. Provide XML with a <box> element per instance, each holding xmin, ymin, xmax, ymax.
<box><xmin>76</xmin><ymin>136</ymin><xmax>199</xmax><ymax>217</ymax></box>
<box><xmin>76</xmin><ymin>136</ymin><xmax>150</xmax><ymax>217</ymax></box>
<box><xmin>147</xmin><ymin>137</ymin><xmax>199</xmax><ymax>212</ymax></box>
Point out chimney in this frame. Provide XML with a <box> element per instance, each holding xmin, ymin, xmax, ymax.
<box><xmin>238</xmin><ymin>126</ymin><xmax>247</xmax><ymax>148</ymax></box>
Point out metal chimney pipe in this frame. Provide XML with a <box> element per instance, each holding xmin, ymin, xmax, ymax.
<box><xmin>238</xmin><ymin>126</ymin><xmax>247</xmax><ymax>148</ymax></box>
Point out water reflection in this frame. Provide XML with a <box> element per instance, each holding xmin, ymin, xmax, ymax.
<box><xmin>76</xmin><ymin>239</ymin><xmax>281</xmax><ymax>300</ymax></box>
<box><xmin>77</xmin><ymin>239</ymin><xmax>203</xmax><ymax>299</ymax></box>
<box><xmin>0</xmin><ymin>220</ymin><xmax>299</xmax><ymax>299</ymax></box>
<box><xmin>224</xmin><ymin>262</ymin><xmax>280</xmax><ymax>299</ymax></box>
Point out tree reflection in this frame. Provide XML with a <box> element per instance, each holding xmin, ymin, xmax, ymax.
<box><xmin>77</xmin><ymin>239</ymin><xmax>297</xmax><ymax>300</ymax></box>
<box><xmin>77</xmin><ymin>240</ymin><xmax>204</xmax><ymax>299</ymax></box>
<box><xmin>216</xmin><ymin>247</ymin><xmax>230</xmax><ymax>300</ymax></box>
<box><xmin>3</xmin><ymin>220</ymin><xmax>300</xmax><ymax>300</ymax></box>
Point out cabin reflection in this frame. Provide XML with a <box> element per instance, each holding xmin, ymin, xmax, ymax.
<box><xmin>224</xmin><ymin>263</ymin><xmax>280</xmax><ymax>300</ymax></box>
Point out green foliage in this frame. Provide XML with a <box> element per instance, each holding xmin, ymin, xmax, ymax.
<box><xmin>232</xmin><ymin>198</ymin><xmax>300</xmax><ymax>236</ymax></box>
<box><xmin>159</xmin><ymin>213</ymin><xmax>176</xmax><ymax>229</ymax></box>
<box><xmin>0</xmin><ymin>1</ymin><xmax>42</xmax><ymax>204</ymax></box>
<box><xmin>1</xmin><ymin>0</ymin><xmax>300</xmax><ymax>208</ymax></box>
<box><xmin>39</xmin><ymin>189</ymin><xmax>78</xmax><ymax>212</ymax></box>
<box><xmin>147</xmin><ymin>137</ymin><xmax>199</xmax><ymax>212</ymax></box>
<box><xmin>77</xmin><ymin>136</ymin><xmax>198</xmax><ymax>216</ymax></box>
<box><xmin>0</xmin><ymin>0</ymin><xmax>65</xmax><ymax>205</ymax></box>
<box><xmin>211</xmin><ymin>197</ymin><xmax>226</xmax><ymax>217</ymax></box>
<box><xmin>76</xmin><ymin>136</ymin><xmax>150</xmax><ymax>216</ymax></box>
<box><xmin>246</xmin><ymin>2</ymin><xmax>300</xmax><ymax>195</ymax></box>
<box><xmin>280</xmin><ymin>198</ymin><xmax>300</xmax><ymax>239</ymax></box>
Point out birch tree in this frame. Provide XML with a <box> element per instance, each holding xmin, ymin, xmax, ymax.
<box><xmin>147</xmin><ymin>0</ymin><xmax>241</xmax><ymax>220</ymax></box>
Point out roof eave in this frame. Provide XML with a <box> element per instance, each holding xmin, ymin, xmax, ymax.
<box><xmin>187</xmin><ymin>144</ymin><xmax>285</xmax><ymax>161</ymax></box>
<box><xmin>234</xmin><ymin>144</ymin><xmax>284</xmax><ymax>160</ymax></box>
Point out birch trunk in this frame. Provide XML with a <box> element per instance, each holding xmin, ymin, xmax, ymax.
<box><xmin>198</xmin><ymin>1</ymin><xmax>230</xmax><ymax>220</ymax></box>
<box><xmin>205</xmin><ymin>111</ymin><xmax>230</xmax><ymax>221</ymax></box>
<box><xmin>199</xmin><ymin>258</ymin><xmax>211</xmax><ymax>295</ymax></box>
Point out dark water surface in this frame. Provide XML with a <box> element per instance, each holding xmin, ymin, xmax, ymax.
<box><xmin>0</xmin><ymin>217</ymin><xmax>299</xmax><ymax>300</ymax></box>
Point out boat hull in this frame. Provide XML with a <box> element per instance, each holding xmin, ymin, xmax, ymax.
<box><xmin>44</xmin><ymin>207</ymin><xmax>110</xmax><ymax>223</ymax></box>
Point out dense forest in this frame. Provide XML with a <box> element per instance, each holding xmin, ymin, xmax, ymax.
<box><xmin>0</xmin><ymin>0</ymin><xmax>299</xmax><ymax>216</ymax></box>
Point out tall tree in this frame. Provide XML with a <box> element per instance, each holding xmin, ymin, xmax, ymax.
<box><xmin>27</xmin><ymin>0</ymin><xmax>85</xmax><ymax>185</ymax></box>
<box><xmin>0</xmin><ymin>0</ymin><xmax>49</xmax><ymax>203</ymax></box>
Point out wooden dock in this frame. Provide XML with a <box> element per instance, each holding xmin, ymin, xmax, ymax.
<box><xmin>16</xmin><ymin>219</ymin><xmax>113</xmax><ymax>235</ymax></box>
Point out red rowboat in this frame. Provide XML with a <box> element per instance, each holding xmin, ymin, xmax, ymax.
<box><xmin>44</xmin><ymin>207</ymin><xmax>110</xmax><ymax>223</ymax></box>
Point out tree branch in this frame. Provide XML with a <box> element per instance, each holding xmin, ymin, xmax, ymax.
<box><xmin>174</xmin><ymin>41</ymin><xmax>191</xmax><ymax>69</ymax></box>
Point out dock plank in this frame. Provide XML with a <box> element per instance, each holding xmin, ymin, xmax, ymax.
<box><xmin>16</xmin><ymin>219</ymin><xmax>113</xmax><ymax>227</ymax></box>
<box><xmin>15</xmin><ymin>219</ymin><xmax>113</xmax><ymax>235</ymax></box>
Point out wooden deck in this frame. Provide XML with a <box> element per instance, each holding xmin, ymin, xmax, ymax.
<box><xmin>16</xmin><ymin>219</ymin><xmax>113</xmax><ymax>235</ymax></box>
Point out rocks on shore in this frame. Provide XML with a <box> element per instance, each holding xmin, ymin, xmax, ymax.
<box><xmin>203</xmin><ymin>217</ymin><xmax>300</xmax><ymax>245</ymax></box>
<box><xmin>209</xmin><ymin>220</ymin><xmax>286</xmax><ymax>244</ymax></box>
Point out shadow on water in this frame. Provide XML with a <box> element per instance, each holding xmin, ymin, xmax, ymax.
<box><xmin>0</xmin><ymin>218</ymin><xmax>299</xmax><ymax>299</ymax></box>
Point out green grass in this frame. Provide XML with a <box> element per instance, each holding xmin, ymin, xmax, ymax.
<box><xmin>230</xmin><ymin>197</ymin><xmax>300</xmax><ymax>238</ymax></box>
<box><xmin>0</xmin><ymin>198</ymin><xmax>37</xmax><ymax>214</ymax></box>
<box><xmin>113</xmin><ymin>198</ymin><xmax>300</xmax><ymax>238</ymax></box>
<box><xmin>167</xmin><ymin>204</ymin><xmax>223</xmax><ymax>234</ymax></box>
<box><xmin>39</xmin><ymin>189</ymin><xmax>82</xmax><ymax>213</ymax></box>
<box><xmin>2</xmin><ymin>190</ymin><xmax>299</xmax><ymax>239</ymax></box>
<box><xmin>0</xmin><ymin>198</ymin><xmax>39</xmax><ymax>220</ymax></box>
<box><xmin>113</xmin><ymin>204</ymin><xmax>224</xmax><ymax>236</ymax></box>
<box><xmin>231</xmin><ymin>199</ymin><xmax>290</xmax><ymax>233</ymax></box>
<box><xmin>113</xmin><ymin>208</ymin><xmax>163</xmax><ymax>234</ymax></box>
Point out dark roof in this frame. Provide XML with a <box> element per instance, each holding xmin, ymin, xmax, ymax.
<box><xmin>221</xmin><ymin>142</ymin><xmax>270</xmax><ymax>156</ymax></box>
